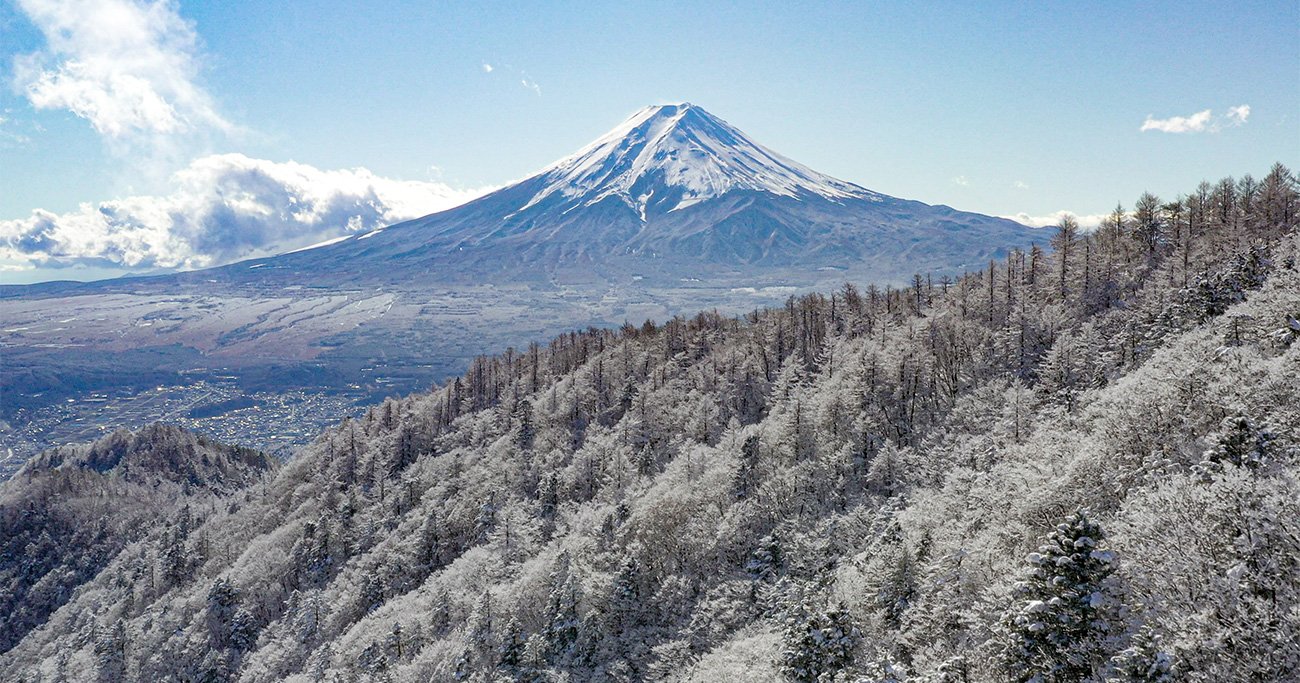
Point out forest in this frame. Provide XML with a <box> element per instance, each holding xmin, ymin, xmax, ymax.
<box><xmin>1</xmin><ymin>163</ymin><xmax>1297</xmax><ymax>682</ymax></box>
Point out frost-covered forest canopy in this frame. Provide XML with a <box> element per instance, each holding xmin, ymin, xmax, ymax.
<box><xmin>2</xmin><ymin>164</ymin><xmax>1299</xmax><ymax>682</ymax></box>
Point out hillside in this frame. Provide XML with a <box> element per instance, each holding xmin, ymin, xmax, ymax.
<box><xmin>1</xmin><ymin>165</ymin><xmax>1297</xmax><ymax>682</ymax></box>
<box><xmin>0</xmin><ymin>425</ymin><xmax>273</xmax><ymax>655</ymax></box>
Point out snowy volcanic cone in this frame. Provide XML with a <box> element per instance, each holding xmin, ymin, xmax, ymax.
<box><xmin>206</xmin><ymin>103</ymin><xmax>1035</xmax><ymax>284</ymax></box>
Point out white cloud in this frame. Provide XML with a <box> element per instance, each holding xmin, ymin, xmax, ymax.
<box><xmin>1140</xmin><ymin>105</ymin><xmax>1251</xmax><ymax>134</ymax></box>
<box><xmin>481</xmin><ymin>63</ymin><xmax>493</xmax><ymax>73</ymax></box>
<box><xmin>1012</xmin><ymin>180</ymin><xmax>1029</xmax><ymax>190</ymax></box>
<box><xmin>521</xmin><ymin>78</ymin><xmax>541</xmax><ymax>95</ymax></box>
<box><xmin>1140</xmin><ymin>109</ymin><xmax>1212</xmax><ymax>134</ymax></box>
<box><xmin>952</xmin><ymin>175</ymin><xmax>969</xmax><ymax>187</ymax></box>
<box><xmin>1001</xmin><ymin>210</ymin><xmax>1106</xmax><ymax>231</ymax></box>
<box><xmin>12</xmin><ymin>0</ymin><xmax>229</xmax><ymax>141</ymax></box>
<box><xmin>0</xmin><ymin>154</ymin><xmax>493</xmax><ymax>270</ymax></box>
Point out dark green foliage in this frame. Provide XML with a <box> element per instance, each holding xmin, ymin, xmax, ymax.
<box><xmin>1204</xmin><ymin>413</ymin><xmax>1275</xmax><ymax>469</ymax></box>
<box><xmin>1003</xmin><ymin>510</ymin><xmax>1119</xmax><ymax>683</ymax></box>
<box><xmin>780</xmin><ymin>601</ymin><xmax>859</xmax><ymax>682</ymax></box>
<box><xmin>1106</xmin><ymin>627</ymin><xmax>1174</xmax><ymax>682</ymax></box>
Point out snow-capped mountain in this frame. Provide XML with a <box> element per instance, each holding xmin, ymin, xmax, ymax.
<box><xmin>251</xmin><ymin>103</ymin><xmax>1034</xmax><ymax>284</ymax></box>
<box><xmin>516</xmin><ymin>103</ymin><xmax>874</xmax><ymax>218</ymax></box>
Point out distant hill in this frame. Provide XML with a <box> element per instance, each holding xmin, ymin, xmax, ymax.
<box><xmin>0</xmin><ymin>425</ymin><xmax>272</xmax><ymax>653</ymax></box>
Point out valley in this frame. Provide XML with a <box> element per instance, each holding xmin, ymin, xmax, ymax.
<box><xmin>0</xmin><ymin>270</ymin><xmax>855</xmax><ymax>463</ymax></box>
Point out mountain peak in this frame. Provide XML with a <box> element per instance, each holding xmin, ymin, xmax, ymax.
<box><xmin>516</xmin><ymin>103</ymin><xmax>877</xmax><ymax>219</ymax></box>
<box><xmin>264</xmin><ymin>102</ymin><xmax>1028</xmax><ymax>280</ymax></box>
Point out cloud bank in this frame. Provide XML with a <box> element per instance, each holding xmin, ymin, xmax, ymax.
<box><xmin>0</xmin><ymin>154</ymin><xmax>491</xmax><ymax>270</ymax></box>
<box><xmin>1001</xmin><ymin>210</ymin><xmax>1106</xmax><ymax>231</ymax></box>
<box><xmin>1140</xmin><ymin>105</ymin><xmax>1250</xmax><ymax>134</ymax></box>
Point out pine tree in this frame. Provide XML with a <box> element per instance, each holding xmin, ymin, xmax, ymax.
<box><xmin>1203</xmin><ymin>413</ymin><xmax>1275</xmax><ymax>470</ymax></box>
<box><xmin>1105</xmin><ymin>626</ymin><xmax>1173</xmax><ymax>682</ymax></box>
<box><xmin>1002</xmin><ymin>510</ymin><xmax>1120</xmax><ymax>682</ymax></box>
<box><xmin>745</xmin><ymin>533</ymin><xmax>785</xmax><ymax>581</ymax></box>
<box><xmin>519</xmin><ymin>633</ymin><xmax>550</xmax><ymax>682</ymax></box>
<box><xmin>160</xmin><ymin>523</ymin><xmax>188</xmax><ymax>587</ymax></box>
<box><xmin>609</xmin><ymin>555</ymin><xmax>643</xmax><ymax>634</ymax></box>
<box><xmin>779</xmin><ymin>600</ymin><xmax>859</xmax><ymax>682</ymax></box>
<box><xmin>1133</xmin><ymin>192</ymin><xmax>1164</xmax><ymax>264</ymax></box>
<box><xmin>544</xmin><ymin>556</ymin><xmax>582</xmax><ymax>659</ymax></box>
<box><xmin>229</xmin><ymin>608</ymin><xmax>257</xmax><ymax>652</ymax></box>
<box><xmin>733</xmin><ymin>433</ymin><xmax>762</xmax><ymax>500</ymax></box>
<box><xmin>1052</xmin><ymin>215</ymin><xmax>1079</xmax><ymax>301</ymax></box>
<box><xmin>293</xmin><ymin>590</ymin><xmax>328</xmax><ymax>644</ymax></box>
<box><xmin>1037</xmin><ymin>331</ymin><xmax>1085</xmax><ymax>412</ymax></box>
<box><xmin>419</xmin><ymin>514</ymin><xmax>443</xmax><ymax>571</ymax></box>
<box><xmin>206</xmin><ymin>577</ymin><xmax>239</xmax><ymax>649</ymax></box>
<box><xmin>429</xmin><ymin>586</ymin><xmax>453</xmax><ymax>635</ymax></box>
<box><xmin>94</xmin><ymin>618</ymin><xmax>127</xmax><ymax>683</ymax></box>
<box><xmin>514</xmin><ymin>398</ymin><xmax>536</xmax><ymax>451</ymax></box>
<box><xmin>359</xmin><ymin>570</ymin><xmax>385</xmax><ymax>616</ymax></box>
<box><xmin>467</xmin><ymin>589</ymin><xmax>495</xmax><ymax>665</ymax></box>
<box><xmin>499</xmin><ymin>616</ymin><xmax>525</xmax><ymax>669</ymax></box>
<box><xmin>877</xmin><ymin>542</ymin><xmax>918</xmax><ymax>630</ymax></box>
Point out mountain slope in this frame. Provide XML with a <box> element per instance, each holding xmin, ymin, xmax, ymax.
<box><xmin>1</xmin><ymin>170</ymin><xmax>1296</xmax><ymax>682</ymax></box>
<box><xmin>517</xmin><ymin>102</ymin><xmax>871</xmax><ymax>214</ymax></box>
<box><xmin>242</xmin><ymin>103</ymin><xmax>1032</xmax><ymax>284</ymax></box>
<box><xmin>0</xmin><ymin>425</ymin><xmax>272</xmax><ymax>653</ymax></box>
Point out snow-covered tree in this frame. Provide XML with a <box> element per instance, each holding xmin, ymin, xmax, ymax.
<box><xmin>94</xmin><ymin>618</ymin><xmax>128</xmax><ymax>683</ymax></box>
<box><xmin>1105</xmin><ymin>626</ymin><xmax>1173</xmax><ymax>682</ymax></box>
<box><xmin>1002</xmin><ymin>510</ymin><xmax>1121</xmax><ymax>682</ymax></box>
<box><xmin>746</xmin><ymin>533</ymin><xmax>786</xmax><ymax>582</ymax></box>
<box><xmin>779</xmin><ymin>600</ymin><xmax>859</xmax><ymax>682</ymax></box>
<box><xmin>1202</xmin><ymin>413</ymin><xmax>1275</xmax><ymax>470</ymax></box>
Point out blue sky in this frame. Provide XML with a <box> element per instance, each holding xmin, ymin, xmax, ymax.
<box><xmin>1</xmin><ymin>0</ymin><xmax>1296</xmax><ymax>283</ymax></box>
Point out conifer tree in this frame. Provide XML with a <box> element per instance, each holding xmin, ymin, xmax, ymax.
<box><xmin>206</xmin><ymin>577</ymin><xmax>239</xmax><ymax>649</ymax></box>
<box><xmin>499</xmin><ymin>617</ymin><xmax>525</xmax><ymax>669</ymax></box>
<box><xmin>1203</xmin><ymin>413</ymin><xmax>1275</xmax><ymax>470</ymax></box>
<box><xmin>1002</xmin><ymin>510</ymin><xmax>1120</xmax><ymax>682</ymax></box>
<box><xmin>544</xmin><ymin>564</ymin><xmax>582</xmax><ymax>659</ymax></box>
<box><xmin>94</xmin><ymin>618</ymin><xmax>127</xmax><ymax>683</ymax></box>
<box><xmin>745</xmin><ymin>533</ymin><xmax>785</xmax><ymax>582</ymax></box>
<box><xmin>1105</xmin><ymin>626</ymin><xmax>1174</xmax><ymax>682</ymax></box>
<box><xmin>779</xmin><ymin>600</ymin><xmax>859</xmax><ymax>682</ymax></box>
<box><xmin>467</xmin><ymin>589</ymin><xmax>495</xmax><ymax>665</ymax></box>
<box><xmin>609</xmin><ymin>555</ymin><xmax>643</xmax><ymax>634</ymax></box>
